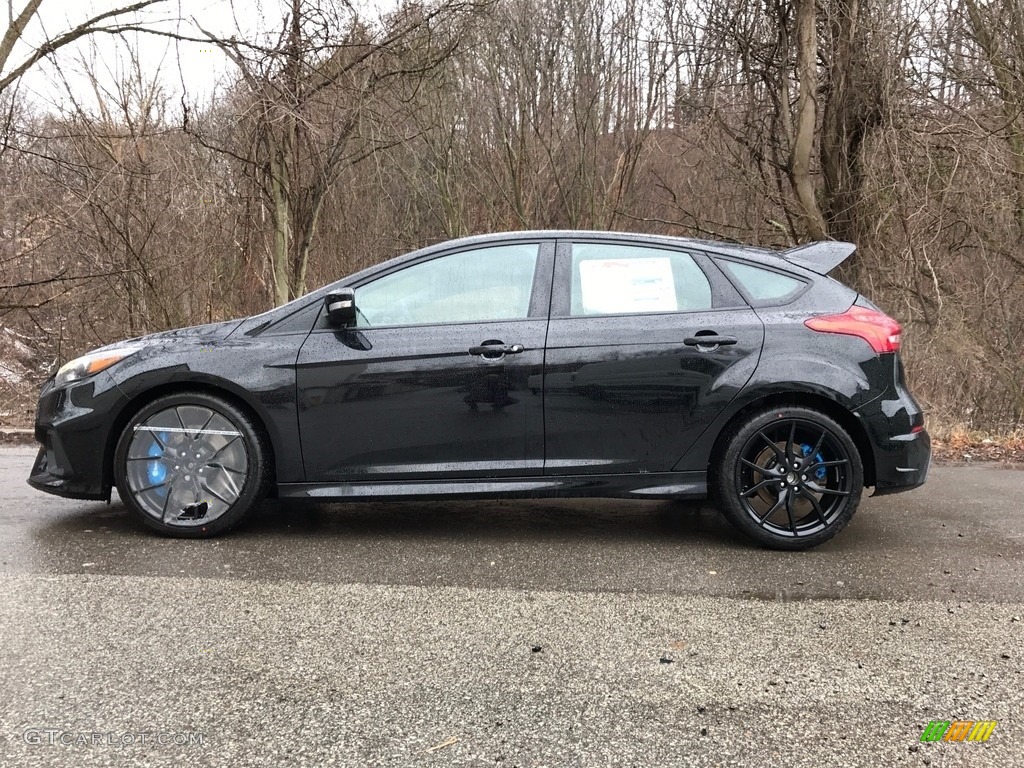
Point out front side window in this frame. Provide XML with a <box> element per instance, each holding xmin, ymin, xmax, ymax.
<box><xmin>569</xmin><ymin>243</ymin><xmax>712</xmax><ymax>316</ymax></box>
<box><xmin>356</xmin><ymin>244</ymin><xmax>539</xmax><ymax>327</ymax></box>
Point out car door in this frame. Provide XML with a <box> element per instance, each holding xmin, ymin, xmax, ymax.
<box><xmin>543</xmin><ymin>238</ymin><xmax>764</xmax><ymax>475</ymax></box>
<box><xmin>296</xmin><ymin>240</ymin><xmax>554</xmax><ymax>481</ymax></box>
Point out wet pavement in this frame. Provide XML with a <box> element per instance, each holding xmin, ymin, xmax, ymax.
<box><xmin>0</xmin><ymin>445</ymin><xmax>1021</xmax><ymax>766</ymax></box>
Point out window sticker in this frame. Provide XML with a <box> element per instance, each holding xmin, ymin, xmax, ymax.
<box><xmin>578</xmin><ymin>257</ymin><xmax>678</xmax><ymax>314</ymax></box>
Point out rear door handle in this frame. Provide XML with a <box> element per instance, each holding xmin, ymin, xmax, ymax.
<box><xmin>683</xmin><ymin>335</ymin><xmax>738</xmax><ymax>347</ymax></box>
<box><xmin>469</xmin><ymin>343</ymin><xmax>525</xmax><ymax>357</ymax></box>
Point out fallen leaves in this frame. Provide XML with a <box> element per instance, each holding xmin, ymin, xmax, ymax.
<box><xmin>931</xmin><ymin>437</ymin><xmax>1024</xmax><ymax>465</ymax></box>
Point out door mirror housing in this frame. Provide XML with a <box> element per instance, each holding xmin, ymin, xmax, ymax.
<box><xmin>325</xmin><ymin>289</ymin><xmax>356</xmax><ymax>327</ymax></box>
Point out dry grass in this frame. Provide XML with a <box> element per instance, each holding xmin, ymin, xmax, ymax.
<box><xmin>929</xmin><ymin>423</ymin><xmax>1024</xmax><ymax>464</ymax></box>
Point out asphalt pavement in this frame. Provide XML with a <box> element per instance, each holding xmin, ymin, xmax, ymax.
<box><xmin>0</xmin><ymin>445</ymin><xmax>1021</xmax><ymax>767</ymax></box>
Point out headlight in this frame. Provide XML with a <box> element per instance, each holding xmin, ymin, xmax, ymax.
<box><xmin>54</xmin><ymin>346</ymin><xmax>143</xmax><ymax>387</ymax></box>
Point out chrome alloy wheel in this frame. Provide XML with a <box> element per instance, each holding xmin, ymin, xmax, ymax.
<box><xmin>123</xmin><ymin>405</ymin><xmax>249</xmax><ymax>527</ymax></box>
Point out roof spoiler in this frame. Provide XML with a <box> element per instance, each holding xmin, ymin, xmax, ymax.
<box><xmin>781</xmin><ymin>241</ymin><xmax>856</xmax><ymax>274</ymax></box>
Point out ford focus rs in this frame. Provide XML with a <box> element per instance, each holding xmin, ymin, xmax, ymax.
<box><xmin>28</xmin><ymin>231</ymin><xmax>930</xmax><ymax>549</ymax></box>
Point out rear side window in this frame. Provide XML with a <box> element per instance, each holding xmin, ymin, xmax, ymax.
<box><xmin>569</xmin><ymin>243</ymin><xmax>712</xmax><ymax>316</ymax></box>
<box><xmin>718</xmin><ymin>260</ymin><xmax>805</xmax><ymax>304</ymax></box>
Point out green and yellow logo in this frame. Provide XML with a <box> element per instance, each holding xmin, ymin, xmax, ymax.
<box><xmin>920</xmin><ymin>720</ymin><xmax>997</xmax><ymax>742</ymax></box>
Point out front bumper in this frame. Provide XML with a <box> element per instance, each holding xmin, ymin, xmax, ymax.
<box><xmin>26</xmin><ymin>374</ymin><xmax>127</xmax><ymax>501</ymax></box>
<box><xmin>28</xmin><ymin>443</ymin><xmax>107</xmax><ymax>500</ymax></box>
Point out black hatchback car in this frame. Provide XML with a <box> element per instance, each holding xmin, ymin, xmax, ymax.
<box><xmin>28</xmin><ymin>231</ymin><xmax>929</xmax><ymax>549</ymax></box>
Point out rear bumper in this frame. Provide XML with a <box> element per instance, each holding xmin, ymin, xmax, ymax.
<box><xmin>870</xmin><ymin>429</ymin><xmax>930</xmax><ymax>495</ymax></box>
<box><xmin>858</xmin><ymin>356</ymin><xmax>931</xmax><ymax>495</ymax></box>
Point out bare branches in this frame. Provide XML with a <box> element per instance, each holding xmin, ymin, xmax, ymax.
<box><xmin>0</xmin><ymin>0</ymin><xmax>168</xmax><ymax>94</ymax></box>
<box><xmin>187</xmin><ymin>0</ymin><xmax>487</xmax><ymax>305</ymax></box>
<box><xmin>0</xmin><ymin>0</ymin><xmax>45</xmax><ymax>78</ymax></box>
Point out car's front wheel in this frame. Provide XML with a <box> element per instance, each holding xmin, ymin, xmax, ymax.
<box><xmin>713</xmin><ymin>406</ymin><xmax>864</xmax><ymax>550</ymax></box>
<box><xmin>113</xmin><ymin>391</ymin><xmax>271</xmax><ymax>537</ymax></box>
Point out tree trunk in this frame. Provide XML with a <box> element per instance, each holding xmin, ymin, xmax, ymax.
<box><xmin>820</xmin><ymin>0</ymin><xmax>863</xmax><ymax>243</ymax></box>
<box><xmin>789</xmin><ymin>0</ymin><xmax>828</xmax><ymax>241</ymax></box>
<box><xmin>268</xmin><ymin>147</ymin><xmax>292</xmax><ymax>306</ymax></box>
<box><xmin>292</xmin><ymin>187</ymin><xmax>325</xmax><ymax>301</ymax></box>
<box><xmin>963</xmin><ymin>0</ymin><xmax>1024</xmax><ymax>234</ymax></box>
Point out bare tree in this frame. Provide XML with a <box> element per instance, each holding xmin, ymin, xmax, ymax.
<box><xmin>962</xmin><ymin>0</ymin><xmax>1024</xmax><ymax>231</ymax></box>
<box><xmin>192</xmin><ymin>0</ymin><xmax>482</xmax><ymax>305</ymax></box>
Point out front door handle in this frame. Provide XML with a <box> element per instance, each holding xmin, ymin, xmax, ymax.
<box><xmin>469</xmin><ymin>343</ymin><xmax>525</xmax><ymax>357</ymax></box>
<box><xmin>683</xmin><ymin>334</ymin><xmax>738</xmax><ymax>347</ymax></box>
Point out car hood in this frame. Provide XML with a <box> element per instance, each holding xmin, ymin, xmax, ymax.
<box><xmin>132</xmin><ymin>319</ymin><xmax>244</xmax><ymax>344</ymax></box>
<box><xmin>92</xmin><ymin>319</ymin><xmax>245</xmax><ymax>354</ymax></box>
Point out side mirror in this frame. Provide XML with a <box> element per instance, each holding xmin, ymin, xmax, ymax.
<box><xmin>325</xmin><ymin>289</ymin><xmax>356</xmax><ymax>327</ymax></box>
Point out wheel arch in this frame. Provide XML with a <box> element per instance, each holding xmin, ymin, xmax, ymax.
<box><xmin>707</xmin><ymin>391</ymin><xmax>876</xmax><ymax>488</ymax></box>
<box><xmin>103</xmin><ymin>380</ymin><xmax>280</xmax><ymax>496</ymax></box>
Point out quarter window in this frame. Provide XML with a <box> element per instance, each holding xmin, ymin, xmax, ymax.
<box><xmin>356</xmin><ymin>244</ymin><xmax>539</xmax><ymax>327</ymax></box>
<box><xmin>569</xmin><ymin>243</ymin><xmax>712</xmax><ymax>316</ymax></box>
<box><xmin>718</xmin><ymin>260</ymin><xmax>805</xmax><ymax>303</ymax></box>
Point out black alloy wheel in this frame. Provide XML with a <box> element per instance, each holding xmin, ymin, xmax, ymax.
<box><xmin>713</xmin><ymin>407</ymin><xmax>864</xmax><ymax>550</ymax></box>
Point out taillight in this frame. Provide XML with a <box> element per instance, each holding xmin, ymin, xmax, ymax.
<box><xmin>804</xmin><ymin>306</ymin><xmax>902</xmax><ymax>353</ymax></box>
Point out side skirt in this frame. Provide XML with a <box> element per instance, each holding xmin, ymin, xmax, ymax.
<box><xmin>277</xmin><ymin>472</ymin><xmax>707</xmax><ymax>502</ymax></box>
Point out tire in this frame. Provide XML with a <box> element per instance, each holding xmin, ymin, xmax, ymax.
<box><xmin>113</xmin><ymin>391</ymin><xmax>271</xmax><ymax>538</ymax></box>
<box><xmin>712</xmin><ymin>406</ymin><xmax>864</xmax><ymax>551</ymax></box>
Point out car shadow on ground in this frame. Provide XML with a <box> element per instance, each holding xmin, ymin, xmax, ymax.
<box><xmin>324</xmin><ymin>498</ymin><xmax>767</xmax><ymax>548</ymax></box>
<box><xmin>38</xmin><ymin>495</ymin><xmax>744</xmax><ymax>546</ymax></box>
<box><xmin>18</xmin><ymin>495</ymin><xmax>895</xmax><ymax>597</ymax></box>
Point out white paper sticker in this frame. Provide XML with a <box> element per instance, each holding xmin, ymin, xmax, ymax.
<box><xmin>578</xmin><ymin>257</ymin><xmax>677</xmax><ymax>314</ymax></box>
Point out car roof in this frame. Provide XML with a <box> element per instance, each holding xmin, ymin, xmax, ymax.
<box><xmin>427</xmin><ymin>229</ymin><xmax>776</xmax><ymax>260</ymax></box>
<box><xmin>409</xmin><ymin>230</ymin><xmax>812</xmax><ymax>277</ymax></box>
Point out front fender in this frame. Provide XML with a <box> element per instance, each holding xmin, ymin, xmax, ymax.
<box><xmin>109</xmin><ymin>334</ymin><xmax>304</xmax><ymax>484</ymax></box>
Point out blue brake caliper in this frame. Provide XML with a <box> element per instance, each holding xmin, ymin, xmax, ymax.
<box><xmin>800</xmin><ymin>443</ymin><xmax>827</xmax><ymax>481</ymax></box>
<box><xmin>147</xmin><ymin>433</ymin><xmax>169</xmax><ymax>497</ymax></box>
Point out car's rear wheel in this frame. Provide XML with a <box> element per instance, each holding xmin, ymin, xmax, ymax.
<box><xmin>113</xmin><ymin>392</ymin><xmax>270</xmax><ymax>538</ymax></box>
<box><xmin>713</xmin><ymin>406</ymin><xmax>863</xmax><ymax>550</ymax></box>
